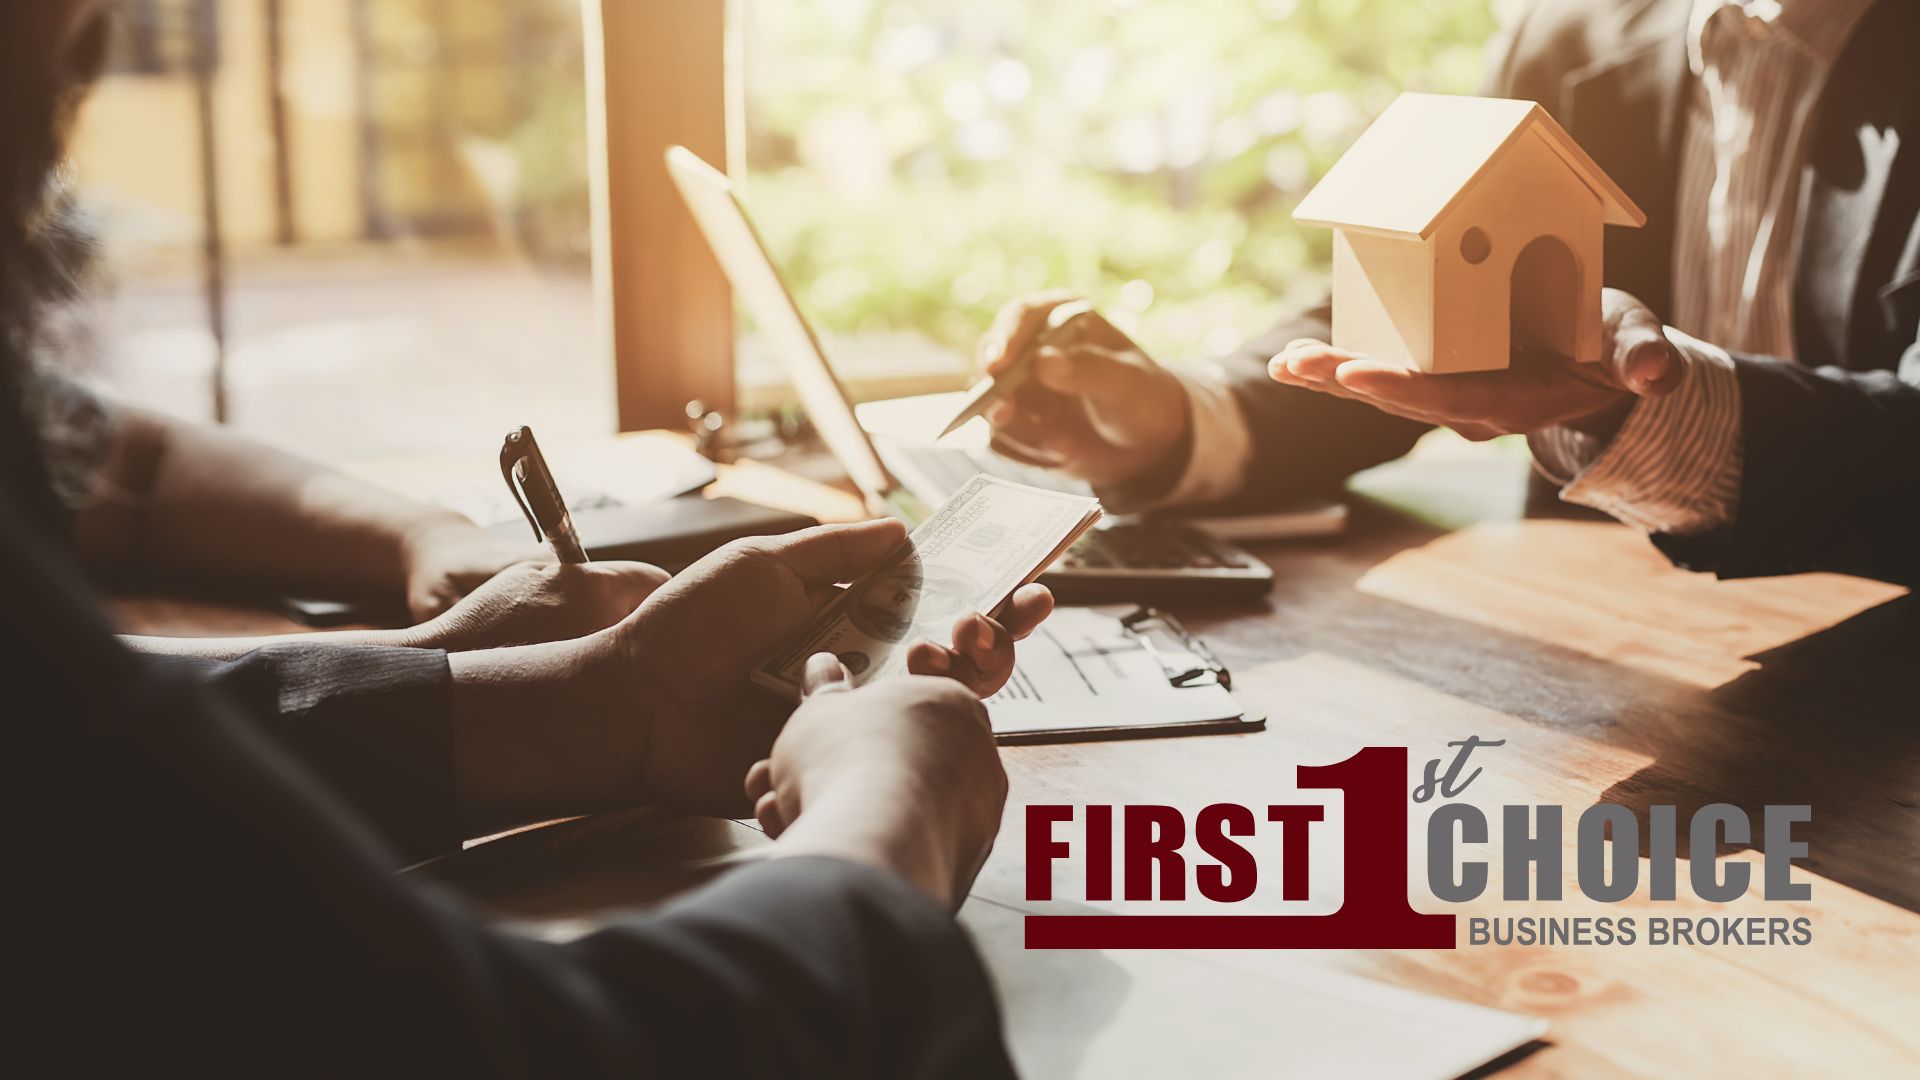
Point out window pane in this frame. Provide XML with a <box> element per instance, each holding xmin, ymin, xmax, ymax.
<box><xmin>738</xmin><ymin>0</ymin><xmax>1495</xmax><ymax>407</ymax></box>
<box><xmin>63</xmin><ymin>0</ymin><xmax>604</xmax><ymax>468</ymax></box>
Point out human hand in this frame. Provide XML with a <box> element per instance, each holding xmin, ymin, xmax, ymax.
<box><xmin>977</xmin><ymin>290</ymin><xmax>1190</xmax><ymax>487</ymax></box>
<box><xmin>609</xmin><ymin>520</ymin><xmax>1046</xmax><ymax>814</ymax></box>
<box><xmin>412</xmin><ymin>558</ymin><xmax>670</xmax><ymax>651</ymax></box>
<box><xmin>1267</xmin><ymin>288</ymin><xmax>1681</xmax><ymax>441</ymax></box>
<box><xmin>401</xmin><ymin>516</ymin><xmax>550</xmax><ymax>622</ymax></box>
<box><xmin>742</xmin><ymin>658</ymin><xmax>1007</xmax><ymax>910</ymax></box>
<box><xmin>905</xmin><ymin>583</ymin><xmax>1052</xmax><ymax>698</ymax></box>
<box><xmin>445</xmin><ymin>520</ymin><xmax>1044</xmax><ymax>835</ymax></box>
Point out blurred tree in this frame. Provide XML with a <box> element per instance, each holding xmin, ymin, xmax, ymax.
<box><xmin>742</xmin><ymin>0</ymin><xmax>1497</xmax><ymax>364</ymax></box>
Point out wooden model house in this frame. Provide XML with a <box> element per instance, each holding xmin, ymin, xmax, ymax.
<box><xmin>1292</xmin><ymin>93</ymin><xmax>1645</xmax><ymax>374</ymax></box>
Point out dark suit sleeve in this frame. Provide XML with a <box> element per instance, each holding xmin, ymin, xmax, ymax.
<box><xmin>1116</xmin><ymin>300</ymin><xmax>1428</xmax><ymax>516</ymax></box>
<box><xmin>1653</xmin><ymin>351</ymin><xmax>1920</xmax><ymax>587</ymax></box>
<box><xmin>1156</xmin><ymin>306</ymin><xmax>1429</xmax><ymax>516</ymax></box>
<box><xmin>149</xmin><ymin>644</ymin><xmax>459</xmax><ymax>864</ymax></box>
<box><xmin>4</xmin><ymin>488</ymin><xmax>1014</xmax><ymax>1079</ymax></box>
<box><xmin>567</xmin><ymin>858</ymin><xmax>1012</xmax><ymax>1078</ymax></box>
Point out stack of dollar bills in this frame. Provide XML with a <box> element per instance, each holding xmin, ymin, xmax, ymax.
<box><xmin>752</xmin><ymin>474</ymin><xmax>1103</xmax><ymax>699</ymax></box>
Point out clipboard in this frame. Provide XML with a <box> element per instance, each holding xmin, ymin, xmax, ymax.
<box><xmin>987</xmin><ymin>605</ymin><xmax>1266</xmax><ymax>746</ymax></box>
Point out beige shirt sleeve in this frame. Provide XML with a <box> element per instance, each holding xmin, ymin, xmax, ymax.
<box><xmin>1161</xmin><ymin>364</ymin><xmax>1256</xmax><ymax>508</ymax></box>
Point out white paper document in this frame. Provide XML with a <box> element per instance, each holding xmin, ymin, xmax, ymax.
<box><xmin>986</xmin><ymin>607</ymin><xmax>1243</xmax><ymax>735</ymax></box>
<box><xmin>961</xmin><ymin>891</ymin><xmax>1546</xmax><ymax>1080</ymax></box>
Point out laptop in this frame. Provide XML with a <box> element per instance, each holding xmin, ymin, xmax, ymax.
<box><xmin>666</xmin><ymin>146</ymin><xmax>1286</xmax><ymax>605</ymax></box>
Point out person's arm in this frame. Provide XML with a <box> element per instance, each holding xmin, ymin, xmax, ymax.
<box><xmin>443</xmin><ymin>520</ymin><xmax>1050</xmax><ymax>839</ymax></box>
<box><xmin>1270</xmin><ymin>291</ymin><xmax>1920</xmax><ymax>587</ymax></box>
<box><xmin>123</xmin><ymin>558</ymin><xmax>672</xmax><ymax>661</ymax></box>
<box><xmin>1654</xmin><ymin>349</ymin><xmax>1920</xmax><ymax>586</ymax></box>
<box><xmin>973</xmin><ymin>294</ymin><xmax>1427</xmax><ymax>514</ymax></box>
<box><xmin>1182</xmin><ymin>306</ymin><xmax>1431</xmax><ymax>516</ymax></box>
<box><xmin>155</xmin><ymin>519</ymin><xmax>1050</xmax><ymax>849</ymax></box>
<box><xmin>1525</xmin><ymin>325</ymin><xmax>1743</xmax><ymax>536</ymax></box>
<box><xmin>8</xmin><ymin>487</ymin><xmax>1016</xmax><ymax>1079</ymax></box>
<box><xmin>73</xmin><ymin>406</ymin><xmax>540</xmax><ymax>621</ymax></box>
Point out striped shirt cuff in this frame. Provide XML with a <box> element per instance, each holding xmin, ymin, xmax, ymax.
<box><xmin>1163</xmin><ymin>364</ymin><xmax>1255</xmax><ymax>507</ymax></box>
<box><xmin>1527</xmin><ymin>327</ymin><xmax>1744</xmax><ymax>536</ymax></box>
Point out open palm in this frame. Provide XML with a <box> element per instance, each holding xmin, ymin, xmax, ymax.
<box><xmin>1267</xmin><ymin>288</ymin><xmax>1682</xmax><ymax>441</ymax></box>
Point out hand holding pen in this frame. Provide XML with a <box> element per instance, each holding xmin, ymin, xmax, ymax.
<box><xmin>963</xmin><ymin>292</ymin><xmax>1191</xmax><ymax>491</ymax></box>
<box><xmin>941</xmin><ymin>298</ymin><xmax>1098</xmax><ymax>438</ymax></box>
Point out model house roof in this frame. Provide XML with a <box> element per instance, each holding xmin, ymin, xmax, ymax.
<box><xmin>1292</xmin><ymin>93</ymin><xmax>1646</xmax><ymax>240</ymax></box>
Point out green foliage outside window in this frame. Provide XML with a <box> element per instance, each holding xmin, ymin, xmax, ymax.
<box><xmin>742</xmin><ymin>0</ymin><xmax>1499</xmax><ymax>365</ymax></box>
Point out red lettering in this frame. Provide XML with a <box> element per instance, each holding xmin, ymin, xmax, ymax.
<box><xmin>1026</xmin><ymin>805</ymin><xmax>1073</xmax><ymax>901</ymax></box>
<box><xmin>1195</xmin><ymin>804</ymin><xmax>1258</xmax><ymax>902</ymax></box>
<box><xmin>1125</xmin><ymin>805</ymin><xmax>1186</xmax><ymax>901</ymax></box>
<box><xmin>1024</xmin><ymin>748</ymin><xmax>1456</xmax><ymax>949</ymax></box>
<box><xmin>1086</xmin><ymin>805</ymin><xmax>1114</xmax><ymax>901</ymax></box>
<box><xmin>1291</xmin><ymin>746</ymin><xmax>1454</xmax><ymax>943</ymax></box>
<box><xmin>1266</xmin><ymin>804</ymin><xmax>1325</xmax><ymax>900</ymax></box>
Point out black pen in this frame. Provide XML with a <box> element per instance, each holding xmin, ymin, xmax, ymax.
<box><xmin>500</xmin><ymin>425</ymin><xmax>589</xmax><ymax>564</ymax></box>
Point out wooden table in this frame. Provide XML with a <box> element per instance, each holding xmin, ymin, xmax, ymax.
<box><xmin>110</xmin><ymin>449</ymin><xmax>1920</xmax><ymax>1079</ymax></box>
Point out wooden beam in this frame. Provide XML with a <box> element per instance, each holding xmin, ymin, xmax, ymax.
<box><xmin>265</xmin><ymin>0</ymin><xmax>295</xmax><ymax>245</ymax></box>
<box><xmin>585</xmin><ymin>0</ymin><xmax>734</xmax><ymax>433</ymax></box>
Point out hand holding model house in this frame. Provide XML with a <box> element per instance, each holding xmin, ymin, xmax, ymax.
<box><xmin>1273</xmin><ymin>93</ymin><xmax>1679</xmax><ymax>439</ymax></box>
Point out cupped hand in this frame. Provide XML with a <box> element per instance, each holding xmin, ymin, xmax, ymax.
<box><xmin>905</xmin><ymin>583</ymin><xmax>1053</xmax><ymax>697</ymax></box>
<box><xmin>742</xmin><ymin>657</ymin><xmax>1007</xmax><ymax>910</ymax></box>
<box><xmin>977</xmin><ymin>291</ymin><xmax>1189</xmax><ymax>487</ymax></box>
<box><xmin>443</xmin><ymin>521</ymin><xmax>1042</xmax><ymax>837</ymax></box>
<box><xmin>402</xmin><ymin>517</ymin><xmax>550</xmax><ymax>622</ymax></box>
<box><xmin>1267</xmin><ymin>288</ymin><xmax>1681</xmax><ymax>441</ymax></box>
<box><xmin>414</xmin><ymin>558</ymin><xmax>670</xmax><ymax>651</ymax></box>
<box><xmin>611</xmin><ymin>519</ymin><xmax>909</xmax><ymax>816</ymax></box>
<box><xmin>611</xmin><ymin>519</ymin><xmax>1044</xmax><ymax>816</ymax></box>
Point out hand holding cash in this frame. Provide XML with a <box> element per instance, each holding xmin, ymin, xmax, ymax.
<box><xmin>752</xmin><ymin>475</ymin><xmax>1103</xmax><ymax>699</ymax></box>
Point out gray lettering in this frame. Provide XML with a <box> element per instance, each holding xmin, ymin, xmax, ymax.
<box><xmin>1412</xmin><ymin>736</ymin><xmax>1506</xmax><ymax>802</ymax></box>
<box><xmin>1690</xmin><ymin>803</ymin><xmax>1751</xmax><ymax>902</ymax></box>
<box><xmin>1427</xmin><ymin>804</ymin><xmax>1488</xmax><ymax>902</ymax></box>
<box><xmin>1576</xmin><ymin>803</ymin><xmax>1639</xmax><ymax>902</ymax></box>
<box><xmin>1763</xmin><ymin>805</ymin><xmax>1812</xmax><ymax>901</ymax></box>
<box><xmin>1503</xmin><ymin>805</ymin><xmax>1562</xmax><ymax>900</ymax></box>
<box><xmin>1649</xmin><ymin>805</ymin><xmax>1677</xmax><ymax>901</ymax></box>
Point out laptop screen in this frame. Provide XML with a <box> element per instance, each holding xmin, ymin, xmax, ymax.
<box><xmin>665</xmin><ymin>147</ymin><xmax>899</xmax><ymax>509</ymax></box>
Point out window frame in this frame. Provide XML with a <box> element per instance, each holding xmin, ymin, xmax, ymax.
<box><xmin>584</xmin><ymin>0</ymin><xmax>735</xmax><ymax>432</ymax></box>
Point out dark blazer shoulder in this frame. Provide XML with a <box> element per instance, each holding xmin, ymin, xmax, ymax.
<box><xmin>1489</xmin><ymin>0</ymin><xmax>1688</xmax><ymax>109</ymax></box>
<box><xmin>1794</xmin><ymin>0</ymin><xmax>1920</xmax><ymax>373</ymax></box>
<box><xmin>1489</xmin><ymin>0</ymin><xmax>1694</xmax><ymax>319</ymax></box>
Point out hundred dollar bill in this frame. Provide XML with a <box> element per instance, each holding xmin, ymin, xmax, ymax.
<box><xmin>751</xmin><ymin>474</ymin><xmax>1102</xmax><ymax>699</ymax></box>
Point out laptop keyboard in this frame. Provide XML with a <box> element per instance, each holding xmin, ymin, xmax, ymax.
<box><xmin>1058</xmin><ymin>526</ymin><xmax>1254</xmax><ymax>572</ymax></box>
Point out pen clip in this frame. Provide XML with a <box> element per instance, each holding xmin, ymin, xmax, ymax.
<box><xmin>500</xmin><ymin>425</ymin><xmax>590</xmax><ymax>563</ymax></box>
<box><xmin>500</xmin><ymin>429</ymin><xmax>544</xmax><ymax>542</ymax></box>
